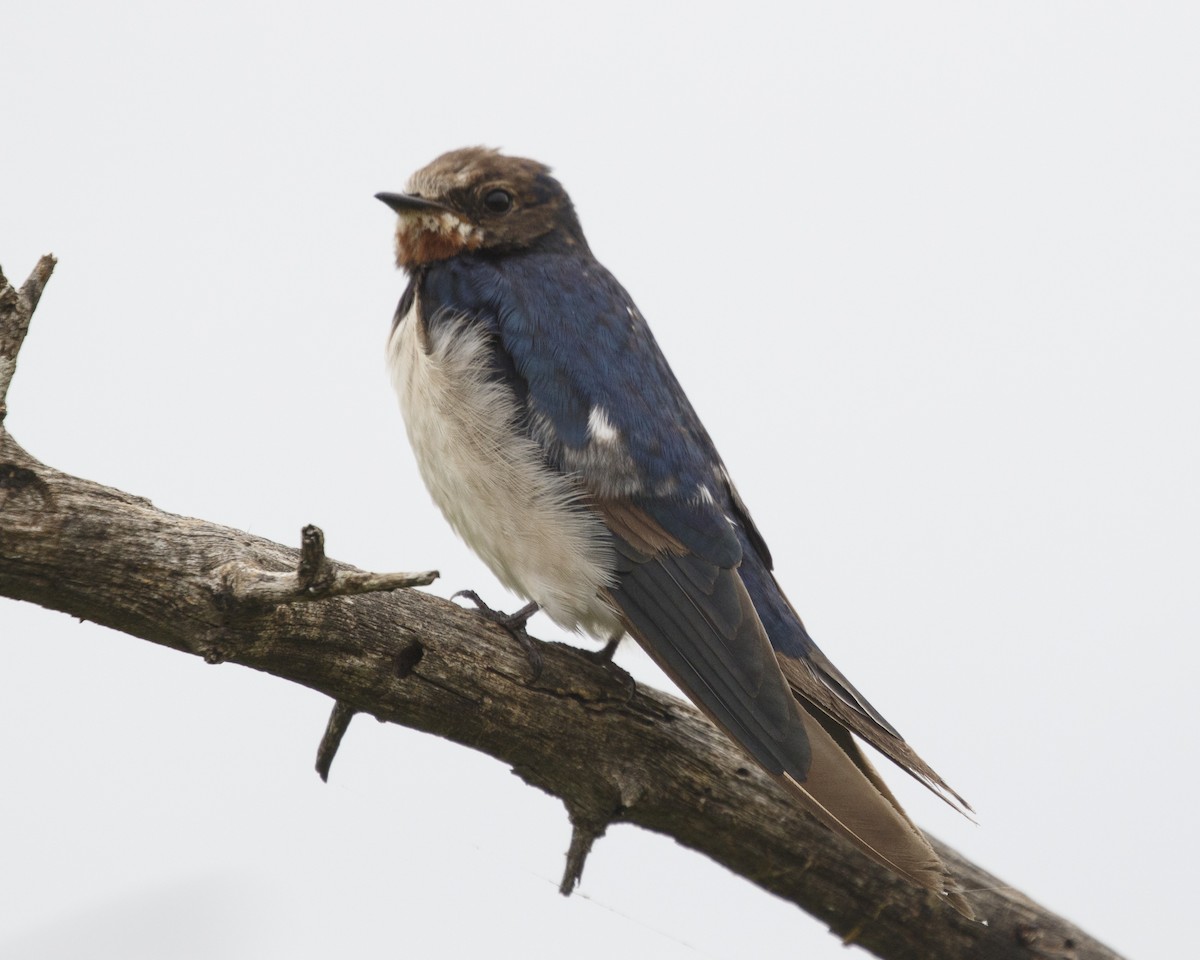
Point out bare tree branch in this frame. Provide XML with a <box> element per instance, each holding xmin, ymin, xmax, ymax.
<box><xmin>0</xmin><ymin>259</ymin><xmax>1124</xmax><ymax>960</ymax></box>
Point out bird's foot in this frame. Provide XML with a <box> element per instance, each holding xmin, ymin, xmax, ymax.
<box><xmin>584</xmin><ymin>633</ymin><xmax>622</xmax><ymax>665</ymax></box>
<box><xmin>452</xmin><ymin>591</ymin><xmax>543</xmax><ymax>680</ymax></box>
<box><xmin>576</xmin><ymin>633</ymin><xmax>636</xmax><ymax>701</ymax></box>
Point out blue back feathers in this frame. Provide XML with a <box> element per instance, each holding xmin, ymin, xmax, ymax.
<box><xmin>418</xmin><ymin>250</ymin><xmax>748</xmax><ymax>569</ymax></box>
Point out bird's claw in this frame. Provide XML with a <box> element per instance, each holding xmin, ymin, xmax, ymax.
<box><xmin>577</xmin><ymin>634</ymin><xmax>636</xmax><ymax>701</ymax></box>
<box><xmin>452</xmin><ymin>590</ymin><xmax>544</xmax><ymax>680</ymax></box>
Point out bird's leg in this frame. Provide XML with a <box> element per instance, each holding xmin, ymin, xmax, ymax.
<box><xmin>452</xmin><ymin>590</ymin><xmax>543</xmax><ymax>679</ymax></box>
<box><xmin>577</xmin><ymin>632</ymin><xmax>636</xmax><ymax>700</ymax></box>
<box><xmin>584</xmin><ymin>632</ymin><xmax>622</xmax><ymax>665</ymax></box>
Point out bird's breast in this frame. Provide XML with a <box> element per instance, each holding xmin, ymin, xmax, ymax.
<box><xmin>388</xmin><ymin>295</ymin><xmax>620</xmax><ymax>637</ymax></box>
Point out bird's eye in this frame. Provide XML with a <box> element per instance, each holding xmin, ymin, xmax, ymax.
<box><xmin>483</xmin><ymin>188</ymin><xmax>514</xmax><ymax>214</ymax></box>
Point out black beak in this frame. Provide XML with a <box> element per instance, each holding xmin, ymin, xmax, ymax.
<box><xmin>375</xmin><ymin>192</ymin><xmax>451</xmax><ymax>214</ymax></box>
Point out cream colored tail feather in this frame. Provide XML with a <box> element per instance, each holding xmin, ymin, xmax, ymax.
<box><xmin>781</xmin><ymin>702</ymin><xmax>974</xmax><ymax>918</ymax></box>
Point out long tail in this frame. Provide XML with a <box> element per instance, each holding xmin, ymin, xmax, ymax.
<box><xmin>780</xmin><ymin>700</ymin><xmax>975</xmax><ymax>918</ymax></box>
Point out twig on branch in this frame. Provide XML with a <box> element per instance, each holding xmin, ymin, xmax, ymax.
<box><xmin>0</xmin><ymin>255</ymin><xmax>57</xmax><ymax>422</ymax></box>
<box><xmin>210</xmin><ymin>523</ymin><xmax>437</xmax><ymax>777</ymax></box>
<box><xmin>316</xmin><ymin>699</ymin><xmax>360</xmax><ymax>782</ymax></box>
<box><xmin>213</xmin><ymin>525</ymin><xmax>437</xmax><ymax>610</ymax></box>
<box><xmin>0</xmin><ymin>255</ymin><xmax>1126</xmax><ymax>960</ymax></box>
<box><xmin>560</xmin><ymin>802</ymin><xmax>613</xmax><ymax>895</ymax></box>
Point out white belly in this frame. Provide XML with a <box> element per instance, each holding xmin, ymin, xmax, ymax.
<box><xmin>388</xmin><ymin>297</ymin><xmax>620</xmax><ymax>638</ymax></box>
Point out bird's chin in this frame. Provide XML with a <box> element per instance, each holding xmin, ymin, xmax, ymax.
<box><xmin>394</xmin><ymin>214</ymin><xmax>484</xmax><ymax>268</ymax></box>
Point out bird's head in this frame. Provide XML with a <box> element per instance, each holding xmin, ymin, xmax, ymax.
<box><xmin>377</xmin><ymin>147</ymin><xmax>587</xmax><ymax>269</ymax></box>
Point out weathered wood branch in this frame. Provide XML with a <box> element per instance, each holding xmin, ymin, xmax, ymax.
<box><xmin>0</xmin><ymin>254</ymin><xmax>56</xmax><ymax>422</ymax></box>
<box><xmin>0</xmin><ymin>259</ymin><xmax>1123</xmax><ymax>960</ymax></box>
<box><xmin>214</xmin><ymin>522</ymin><xmax>438</xmax><ymax>613</ymax></box>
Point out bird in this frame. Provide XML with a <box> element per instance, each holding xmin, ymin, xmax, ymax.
<box><xmin>377</xmin><ymin>147</ymin><xmax>973</xmax><ymax>917</ymax></box>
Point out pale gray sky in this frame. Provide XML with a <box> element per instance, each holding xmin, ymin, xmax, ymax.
<box><xmin>3</xmin><ymin>3</ymin><xmax>1197</xmax><ymax>957</ymax></box>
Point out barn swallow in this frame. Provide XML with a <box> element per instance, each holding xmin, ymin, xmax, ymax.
<box><xmin>378</xmin><ymin>147</ymin><xmax>972</xmax><ymax>916</ymax></box>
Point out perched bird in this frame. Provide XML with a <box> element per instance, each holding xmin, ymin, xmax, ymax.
<box><xmin>378</xmin><ymin>147</ymin><xmax>973</xmax><ymax>916</ymax></box>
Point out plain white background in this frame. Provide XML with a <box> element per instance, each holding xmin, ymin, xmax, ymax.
<box><xmin>3</xmin><ymin>3</ymin><xmax>1197</xmax><ymax>957</ymax></box>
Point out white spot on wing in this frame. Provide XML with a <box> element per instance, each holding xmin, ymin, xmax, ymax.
<box><xmin>587</xmin><ymin>406</ymin><xmax>620</xmax><ymax>444</ymax></box>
